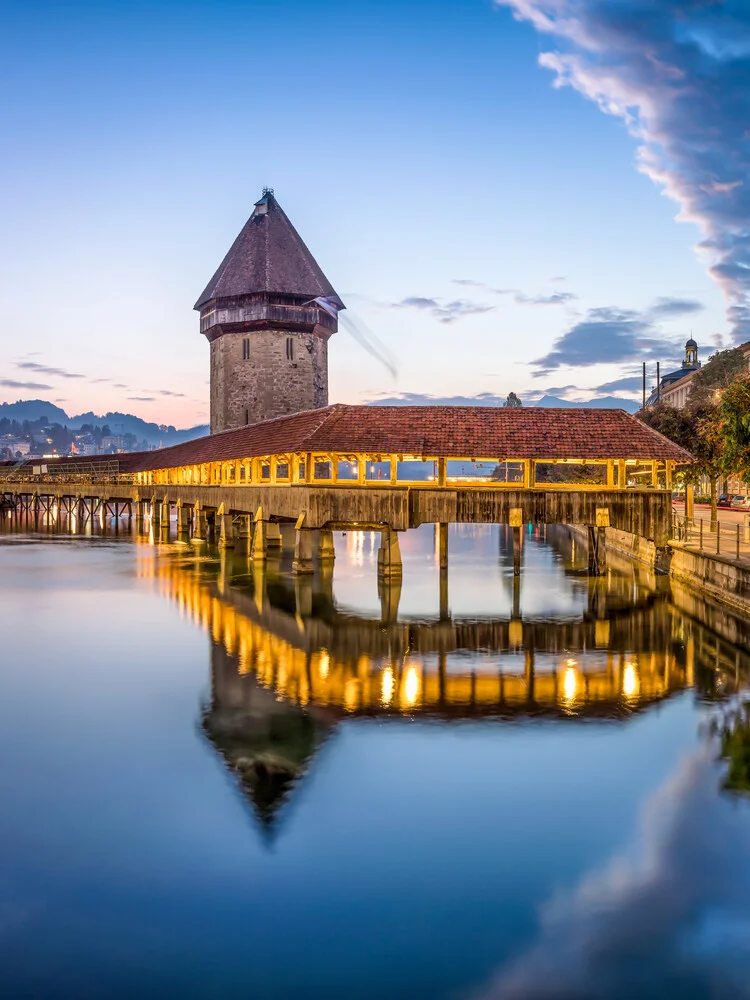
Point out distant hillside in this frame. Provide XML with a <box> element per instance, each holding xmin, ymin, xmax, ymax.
<box><xmin>0</xmin><ymin>399</ymin><xmax>209</xmax><ymax>446</ymax></box>
<box><xmin>532</xmin><ymin>395</ymin><xmax>640</xmax><ymax>413</ymax></box>
<box><xmin>367</xmin><ymin>393</ymin><xmax>640</xmax><ymax>413</ymax></box>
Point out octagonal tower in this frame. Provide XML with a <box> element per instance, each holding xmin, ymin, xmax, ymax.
<box><xmin>195</xmin><ymin>189</ymin><xmax>343</xmax><ymax>434</ymax></box>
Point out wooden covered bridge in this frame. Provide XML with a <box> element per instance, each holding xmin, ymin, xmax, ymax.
<box><xmin>1</xmin><ymin>403</ymin><xmax>691</xmax><ymax>577</ymax></box>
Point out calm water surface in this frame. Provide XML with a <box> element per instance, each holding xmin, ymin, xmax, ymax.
<box><xmin>2</xmin><ymin>515</ymin><xmax>750</xmax><ymax>999</ymax></box>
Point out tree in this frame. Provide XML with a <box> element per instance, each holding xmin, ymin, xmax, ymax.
<box><xmin>638</xmin><ymin>401</ymin><xmax>723</xmax><ymax>526</ymax></box>
<box><xmin>715</xmin><ymin>376</ymin><xmax>750</xmax><ymax>482</ymax></box>
<box><xmin>688</xmin><ymin>347</ymin><xmax>748</xmax><ymax>408</ymax></box>
<box><xmin>503</xmin><ymin>392</ymin><xmax>522</xmax><ymax>408</ymax></box>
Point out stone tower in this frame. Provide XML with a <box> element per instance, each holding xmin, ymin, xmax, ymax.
<box><xmin>195</xmin><ymin>190</ymin><xmax>343</xmax><ymax>434</ymax></box>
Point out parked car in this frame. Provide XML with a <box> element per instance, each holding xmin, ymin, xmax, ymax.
<box><xmin>731</xmin><ymin>495</ymin><xmax>750</xmax><ymax>508</ymax></box>
<box><xmin>718</xmin><ymin>494</ymin><xmax>733</xmax><ymax>507</ymax></box>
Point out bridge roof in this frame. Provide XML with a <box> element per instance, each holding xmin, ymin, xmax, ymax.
<box><xmin>194</xmin><ymin>190</ymin><xmax>343</xmax><ymax>310</ymax></box>
<box><xmin>114</xmin><ymin>404</ymin><xmax>692</xmax><ymax>472</ymax></box>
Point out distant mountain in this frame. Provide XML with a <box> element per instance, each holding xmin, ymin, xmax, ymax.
<box><xmin>0</xmin><ymin>399</ymin><xmax>70</xmax><ymax>425</ymax></box>
<box><xmin>532</xmin><ymin>395</ymin><xmax>640</xmax><ymax>413</ymax></box>
<box><xmin>0</xmin><ymin>399</ymin><xmax>209</xmax><ymax>446</ymax></box>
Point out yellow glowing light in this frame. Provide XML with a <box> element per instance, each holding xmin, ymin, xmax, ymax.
<box><xmin>623</xmin><ymin>663</ymin><xmax>639</xmax><ymax>699</ymax></box>
<box><xmin>403</xmin><ymin>665</ymin><xmax>420</xmax><ymax>707</ymax></box>
<box><xmin>563</xmin><ymin>666</ymin><xmax>578</xmax><ymax>702</ymax></box>
<box><xmin>566</xmin><ymin>658</ymin><xmax>577</xmax><ymax>667</ymax></box>
<box><xmin>319</xmin><ymin>649</ymin><xmax>330</xmax><ymax>679</ymax></box>
<box><xmin>381</xmin><ymin>666</ymin><xmax>395</xmax><ymax>705</ymax></box>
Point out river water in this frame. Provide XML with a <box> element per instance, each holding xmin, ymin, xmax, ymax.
<box><xmin>2</xmin><ymin>514</ymin><xmax>750</xmax><ymax>999</ymax></box>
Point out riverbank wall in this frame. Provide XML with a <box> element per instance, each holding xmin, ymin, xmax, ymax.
<box><xmin>667</xmin><ymin>542</ymin><xmax>750</xmax><ymax>618</ymax></box>
<box><xmin>569</xmin><ymin>525</ymin><xmax>750</xmax><ymax>619</ymax></box>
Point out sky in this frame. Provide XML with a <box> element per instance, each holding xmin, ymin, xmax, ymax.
<box><xmin>1</xmin><ymin>0</ymin><xmax>748</xmax><ymax>428</ymax></box>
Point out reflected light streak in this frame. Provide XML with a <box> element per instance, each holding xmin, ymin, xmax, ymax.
<box><xmin>623</xmin><ymin>663</ymin><xmax>640</xmax><ymax>699</ymax></box>
<box><xmin>381</xmin><ymin>666</ymin><xmax>395</xmax><ymax>706</ymax></box>
<box><xmin>402</xmin><ymin>665</ymin><xmax>420</xmax><ymax>708</ymax></box>
<box><xmin>319</xmin><ymin>649</ymin><xmax>330</xmax><ymax>679</ymax></box>
<box><xmin>563</xmin><ymin>666</ymin><xmax>578</xmax><ymax>703</ymax></box>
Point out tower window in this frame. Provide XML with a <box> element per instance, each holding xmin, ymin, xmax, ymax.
<box><xmin>242</xmin><ymin>338</ymin><xmax>250</xmax><ymax>360</ymax></box>
<box><xmin>286</xmin><ymin>336</ymin><xmax>295</xmax><ymax>361</ymax></box>
<box><xmin>244</xmin><ymin>408</ymin><xmax>249</xmax><ymax>425</ymax></box>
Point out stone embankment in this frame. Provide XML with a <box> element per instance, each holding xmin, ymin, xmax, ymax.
<box><xmin>668</xmin><ymin>542</ymin><xmax>750</xmax><ymax>618</ymax></box>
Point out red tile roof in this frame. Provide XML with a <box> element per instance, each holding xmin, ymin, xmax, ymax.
<box><xmin>103</xmin><ymin>405</ymin><xmax>691</xmax><ymax>472</ymax></box>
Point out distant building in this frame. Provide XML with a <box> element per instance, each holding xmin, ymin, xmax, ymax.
<box><xmin>646</xmin><ymin>339</ymin><xmax>702</xmax><ymax>408</ymax></box>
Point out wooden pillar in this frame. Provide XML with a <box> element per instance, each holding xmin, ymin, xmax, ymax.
<box><xmin>437</xmin><ymin>457</ymin><xmax>447</xmax><ymax>487</ymax></box>
<box><xmin>436</xmin><ymin>522</ymin><xmax>449</xmax><ymax>569</ymax></box>
<box><xmin>651</xmin><ymin>460</ymin><xmax>659</xmax><ymax>489</ymax></box>
<box><xmin>390</xmin><ymin>455</ymin><xmax>398</xmax><ymax>485</ymax></box>
<box><xmin>193</xmin><ymin>503</ymin><xmax>207</xmax><ymax>539</ymax></box>
<box><xmin>357</xmin><ymin>457</ymin><xmax>366</xmax><ymax>486</ymax></box>
<box><xmin>378</xmin><ymin>574</ymin><xmax>402</xmax><ymax>624</ymax></box>
<box><xmin>318</xmin><ymin>528</ymin><xmax>336</xmax><ymax>562</ymax></box>
<box><xmin>250</xmin><ymin>508</ymin><xmax>267</xmax><ymax>563</ymax></box>
<box><xmin>618</xmin><ymin>459</ymin><xmax>627</xmax><ymax>489</ymax></box>
<box><xmin>606</xmin><ymin>460</ymin><xmax>615</xmax><ymax>488</ymax></box>
<box><xmin>218</xmin><ymin>507</ymin><xmax>235</xmax><ymax>549</ymax></box>
<box><xmin>587</xmin><ymin>525</ymin><xmax>607</xmax><ymax>576</ymax></box>
<box><xmin>266</xmin><ymin>521</ymin><xmax>282</xmax><ymax>549</ymax></box>
<box><xmin>292</xmin><ymin>514</ymin><xmax>315</xmax><ymax>575</ymax></box>
<box><xmin>377</xmin><ymin>526</ymin><xmax>403</xmax><ymax>579</ymax></box>
<box><xmin>665</xmin><ymin>461</ymin><xmax>673</xmax><ymax>490</ymax></box>
<box><xmin>510</xmin><ymin>507</ymin><xmax>523</xmax><ymax>577</ymax></box>
<box><xmin>176</xmin><ymin>501</ymin><xmax>190</xmax><ymax>535</ymax></box>
<box><xmin>331</xmin><ymin>454</ymin><xmax>339</xmax><ymax>484</ymax></box>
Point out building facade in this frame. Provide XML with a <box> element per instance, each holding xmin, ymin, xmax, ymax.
<box><xmin>195</xmin><ymin>190</ymin><xmax>344</xmax><ymax>435</ymax></box>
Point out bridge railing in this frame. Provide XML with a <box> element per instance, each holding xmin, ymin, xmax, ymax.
<box><xmin>673</xmin><ymin>512</ymin><xmax>750</xmax><ymax>562</ymax></box>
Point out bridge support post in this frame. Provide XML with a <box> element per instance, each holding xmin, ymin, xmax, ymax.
<box><xmin>294</xmin><ymin>577</ymin><xmax>313</xmax><ymax>617</ymax></box>
<box><xmin>236</xmin><ymin>515</ymin><xmax>253</xmax><ymax>553</ymax></box>
<box><xmin>378</xmin><ymin>575</ymin><xmax>402</xmax><ymax>623</ymax></box>
<box><xmin>251</xmin><ymin>508</ymin><xmax>267</xmax><ymax>563</ymax></box>
<box><xmin>377</xmin><ymin>526</ymin><xmax>402</xmax><ymax>579</ymax></box>
<box><xmin>436</xmin><ymin>522</ymin><xmax>449</xmax><ymax>569</ymax></box>
<box><xmin>266</xmin><ymin>521</ymin><xmax>282</xmax><ymax>551</ymax></box>
<box><xmin>217</xmin><ymin>506</ymin><xmax>235</xmax><ymax>549</ymax></box>
<box><xmin>193</xmin><ymin>503</ymin><xmax>207</xmax><ymax>540</ymax></box>
<box><xmin>587</xmin><ymin>525</ymin><xmax>607</xmax><ymax>576</ymax></box>
<box><xmin>293</xmin><ymin>515</ymin><xmax>315</xmax><ymax>575</ymax></box>
<box><xmin>176</xmin><ymin>501</ymin><xmax>190</xmax><ymax>536</ymax></box>
<box><xmin>509</xmin><ymin>508</ymin><xmax>523</xmax><ymax>577</ymax></box>
<box><xmin>317</xmin><ymin>528</ymin><xmax>335</xmax><ymax>563</ymax></box>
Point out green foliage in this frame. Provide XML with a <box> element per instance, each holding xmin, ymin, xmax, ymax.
<box><xmin>720</xmin><ymin>701</ymin><xmax>750</xmax><ymax>794</ymax></box>
<box><xmin>689</xmin><ymin>348</ymin><xmax>748</xmax><ymax>408</ymax></box>
<box><xmin>716</xmin><ymin>377</ymin><xmax>750</xmax><ymax>481</ymax></box>
<box><xmin>503</xmin><ymin>392</ymin><xmax>522</xmax><ymax>408</ymax></box>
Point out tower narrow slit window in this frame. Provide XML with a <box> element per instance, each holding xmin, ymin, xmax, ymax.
<box><xmin>242</xmin><ymin>337</ymin><xmax>250</xmax><ymax>360</ymax></box>
<box><xmin>286</xmin><ymin>336</ymin><xmax>294</xmax><ymax>361</ymax></box>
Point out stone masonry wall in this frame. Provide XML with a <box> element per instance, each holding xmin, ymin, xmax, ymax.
<box><xmin>210</xmin><ymin>329</ymin><xmax>329</xmax><ymax>433</ymax></box>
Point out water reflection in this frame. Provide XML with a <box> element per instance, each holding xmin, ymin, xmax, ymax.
<box><xmin>126</xmin><ymin>527</ymin><xmax>750</xmax><ymax>832</ymax></box>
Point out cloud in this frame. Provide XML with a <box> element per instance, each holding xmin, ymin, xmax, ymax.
<box><xmin>474</xmin><ymin>747</ymin><xmax>750</xmax><ymax>999</ymax></box>
<box><xmin>112</xmin><ymin>384</ymin><xmax>128</xmax><ymax>389</ymax></box>
<box><xmin>89</xmin><ymin>378</ymin><xmax>110</xmax><ymax>384</ymax></box>
<box><xmin>0</xmin><ymin>379</ymin><xmax>53</xmax><ymax>390</ymax></box>
<box><xmin>127</xmin><ymin>396</ymin><xmax>155</xmax><ymax>402</ymax></box>
<box><xmin>594</xmin><ymin>375</ymin><xmax>644</xmax><ymax>394</ymax></box>
<box><xmin>143</xmin><ymin>389</ymin><xmax>187</xmax><ymax>398</ymax></box>
<box><xmin>16</xmin><ymin>362</ymin><xmax>84</xmax><ymax>379</ymax></box>
<box><xmin>452</xmin><ymin>280</ymin><xmax>578</xmax><ymax>305</ymax></box>
<box><xmin>515</xmin><ymin>291</ymin><xmax>578</xmax><ymax>306</ymax></box>
<box><xmin>650</xmin><ymin>297</ymin><xmax>706</xmax><ymax>318</ymax></box>
<box><xmin>394</xmin><ymin>297</ymin><xmax>496</xmax><ymax>323</ymax></box>
<box><xmin>369</xmin><ymin>391</ymin><xmax>508</xmax><ymax>406</ymax></box>
<box><xmin>532</xmin><ymin>306</ymin><xmax>678</xmax><ymax>376</ymax></box>
<box><xmin>495</xmin><ymin>0</ymin><xmax>750</xmax><ymax>341</ymax></box>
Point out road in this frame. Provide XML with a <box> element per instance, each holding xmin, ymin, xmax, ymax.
<box><xmin>673</xmin><ymin>502</ymin><xmax>750</xmax><ymax>527</ymax></box>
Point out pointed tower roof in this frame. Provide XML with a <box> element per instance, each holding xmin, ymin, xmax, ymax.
<box><xmin>194</xmin><ymin>189</ymin><xmax>343</xmax><ymax>310</ymax></box>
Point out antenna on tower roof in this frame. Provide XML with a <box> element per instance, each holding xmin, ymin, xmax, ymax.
<box><xmin>262</xmin><ymin>186</ymin><xmax>275</xmax><ymax>197</ymax></box>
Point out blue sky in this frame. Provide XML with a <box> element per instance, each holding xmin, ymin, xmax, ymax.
<box><xmin>1</xmin><ymin>0</ymin><xmax>746</xmax><ymax>426</ymax></box>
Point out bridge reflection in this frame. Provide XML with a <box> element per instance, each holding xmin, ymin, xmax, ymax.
<box><xmin>134</xmin><ymin>535</ymin><xmax>749</xmax><ymax>830</ymax></box>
